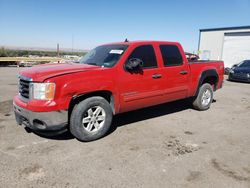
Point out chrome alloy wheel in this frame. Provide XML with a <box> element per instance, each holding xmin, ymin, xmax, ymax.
<box><xmin>201</xmin><ymin>89</ymin><xmax>212</xmax><ymax>106</ymax></box>
<box><xmin>82</xmin><ymin>106</ymin><xmax>106</xmax><ymax>133</ymax></box>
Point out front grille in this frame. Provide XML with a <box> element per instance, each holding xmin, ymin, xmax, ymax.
<box><xmin>19</xmin><ymin>76</ymin><xmax>31</xmax><ymax>99</ymax></box>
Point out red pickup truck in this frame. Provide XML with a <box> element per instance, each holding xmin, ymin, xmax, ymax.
<box><xmin>13</xmin><ymin>41</ymin><xmax>224</xmax><ymax>141</ymax></box>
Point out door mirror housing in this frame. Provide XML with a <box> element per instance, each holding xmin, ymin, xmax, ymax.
<box><xmin>232</xmin><ymin>64</ymin><xmax>238</xmax><ymax>68</ymax></box>
<box><xmin>125</xmin><ymin>58</ymin><xmax>143</xmax><ymax>71</ymax></box>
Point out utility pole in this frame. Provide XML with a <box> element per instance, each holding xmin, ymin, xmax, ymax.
<box><xmin>57</xmin><ymin>43</ymin><xmax>59</xmax><ymax>57</ymax></box>
<box><xmin>72</xmin><ymin>34</ymin><xmax>74</xmax><ymax>53</ymax></box>
<box><xmin>57</xmin><ymin>43</ymin><xmax>60</xmax><ymax>63</ymax></box>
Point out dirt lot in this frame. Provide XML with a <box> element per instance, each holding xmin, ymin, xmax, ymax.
<box><xmin>0</xmin><ymin>67</ymin><xmax>250</xmax><ymax>188</ymax></box>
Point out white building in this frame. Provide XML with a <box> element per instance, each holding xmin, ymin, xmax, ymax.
<box><xmin>198</xmin><ymin>26</ymin><xmax>250</xmax><ymax>68</ymax></box>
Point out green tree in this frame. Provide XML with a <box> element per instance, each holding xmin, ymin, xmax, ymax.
<box><xmin>0</xmin><ymin>47</ymin><xmax>7</xmax><ymax>57</ymax></box>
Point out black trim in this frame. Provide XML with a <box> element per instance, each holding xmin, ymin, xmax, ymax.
<box><xmin>200</xmin><ymin>26</ymin><xmax>250</xmax><ymax>32</ymax></box>
<box><xmin>195</xmin><ymin>69</ymin><xmax>219</xmax><ymax>96</ymax></box>
<box><xmin>224</xmin><ymin>32</ymin><xmax>250</xmax><ymax>36</ymax></box>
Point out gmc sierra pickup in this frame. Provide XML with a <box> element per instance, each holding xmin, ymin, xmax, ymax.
<box><xmin>13</xmin><ymin>41</ymin><xmax>224</xmax><ymax>141</ymax></box>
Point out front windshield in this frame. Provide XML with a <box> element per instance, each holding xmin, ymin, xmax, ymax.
<box><xmin>79</xmin><ymin>44</ymin><xmax>128</xmax><ymax>67</ymax></box>
<box><xmin>238</xmin><ymin>60</ymin><xmax>250</xmax><ymax>68</ymax></box>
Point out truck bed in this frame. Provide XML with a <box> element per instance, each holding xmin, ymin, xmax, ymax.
<box><xmin>188</xmin><ymin>60</ymin><xmax>223</xmax><ymax>64</ymax></box>
<box><xmin>188</xmin><ymin>60</ymin><xmax>224</xmax><ymax>96</ymax></box>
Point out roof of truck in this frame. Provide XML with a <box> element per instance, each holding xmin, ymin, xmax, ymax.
<box><xmin>102</xmin><ymin>40</ymin><xmax>181</xmax><ymax>46</ymax></box>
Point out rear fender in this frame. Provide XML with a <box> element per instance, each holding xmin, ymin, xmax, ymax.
<box><xmin>195</xmin><ymin>69</ymin><xmax>219</xmax><ymax>96</ymax></box>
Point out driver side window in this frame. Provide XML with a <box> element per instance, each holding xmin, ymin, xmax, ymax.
<box><xmin>128</xmin><ymin>45</ymin><xmax>157</xmax><ymax>69</ymax></box>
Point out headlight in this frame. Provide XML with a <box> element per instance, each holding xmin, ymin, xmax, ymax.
<box><xmin>30</xmin><ymin>83</ymin><xmax>56</xmax><ymax>100</ymax></box>
<box><xmin>229</xmin><ymin>69</ymin><xmax>234</xmax><ymax>74</ymax></box>
<box><xmin>247</xmin><ymin>74</ymin><xmax>250</xmax><ymax>78</ymax></box>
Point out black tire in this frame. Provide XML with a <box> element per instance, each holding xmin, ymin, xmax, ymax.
<box><xmin>192</xmin><ymin>83</ymin><xmax>213</xmax><ymax>111</ymax></box>
<box><xmin>70</xmin><ymin>96</ymin><xmax>113</xmax><ymax>142</ymax></box>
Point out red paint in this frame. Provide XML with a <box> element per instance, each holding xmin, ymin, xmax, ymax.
<box><xmin>14</xmin><ymin>41</ymin><xmax>224</xmax><ymax>114</ymax></box>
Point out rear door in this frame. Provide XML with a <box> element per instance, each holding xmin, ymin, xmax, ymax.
<box><xmin>118</xmin><ymin>44</ymin><xmax>165</xmax><ymax>113</ymax></box>
<box><xmin>159</xmin><ymin>44</ymin><xmax>189</xmax><ymax>101</ymax></box>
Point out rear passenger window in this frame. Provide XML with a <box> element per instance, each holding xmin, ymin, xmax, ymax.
<box><xmin>160</xmin><ymin>45</ymin><xmax>183</xmax><ymax>66</ymax></box>
<box><xmin>128</xmin><ymin>45</ymin><xmax>157</xmax><ymax>69</ymax></box>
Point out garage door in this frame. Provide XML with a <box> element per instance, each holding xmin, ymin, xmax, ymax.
<box><xmin>222</xmin><ymin>32</ymin><xmax>250</xmax><ymax>68</ymax></box>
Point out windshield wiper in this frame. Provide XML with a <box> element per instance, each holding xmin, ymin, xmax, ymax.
<box><xmin>86</xmin><ymin>62</ymin><xmax>99</xmax><ymax>66</ymax></box>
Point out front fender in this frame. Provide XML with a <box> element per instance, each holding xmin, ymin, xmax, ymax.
<box><xmin>46</xmin><ymin>70</ymin><xmax>119</xmax><ymax>112</ymax></box>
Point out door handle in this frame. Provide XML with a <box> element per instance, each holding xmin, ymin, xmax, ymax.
<box><xmin>180</xmin><ymin>70</ymin><xmax>188</xmax><ymax>75</ymax></box>
<box><xmin>152</xmin><ymin>74</ymin><xmax>162</xmax><ymax>79</ymax></box>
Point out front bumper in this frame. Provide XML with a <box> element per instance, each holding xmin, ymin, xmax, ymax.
<box><xmin>228</xmin><ymin>73</ymin><xmax>250</xmax><ymax>83</ymax></box>
<box><xmin>13</xmin><ymin>102</ymin><xmax>68</xmax><ymax>132</ymax></box>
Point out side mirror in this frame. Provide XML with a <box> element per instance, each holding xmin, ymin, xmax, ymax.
<box><xmin>125</xmin><ymin>58</ymin><xmax>143</xmax><ymax>71</ymax></box>
<box><xmin>232</xmin><ymin>64</ymin><xmax>238</xmax><ymax>68</ymax></box>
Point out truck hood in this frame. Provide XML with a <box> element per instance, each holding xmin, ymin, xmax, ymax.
<box><xmin>20</xmin><ymin>63</ymin><xmax>101</xmax><ymax>81</ymax></box>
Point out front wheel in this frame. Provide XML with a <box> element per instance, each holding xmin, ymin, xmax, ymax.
<box><xmin>192</xmin><ymin>83</ymin><xmax>213</xmax><ymax>111</ymax></box>
<box><xmin>70</xmin><ymin>96</ymin><xmax>113</xmax><ymax>142</ymax></box>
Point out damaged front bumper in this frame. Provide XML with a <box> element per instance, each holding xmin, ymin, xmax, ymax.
<box><xmin>13</xmin><ymin>102</ymin><xmax>68</xmax><ymax>133</ymax></box>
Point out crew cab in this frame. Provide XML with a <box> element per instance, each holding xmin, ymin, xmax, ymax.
<box><xmin>13</xmin><ymin>41</ymin><xmax>224</xmax><ymax>141</ymax></box>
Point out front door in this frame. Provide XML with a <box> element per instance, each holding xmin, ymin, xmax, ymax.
<box><xmin>118</xmin><ymin>44</ymin><xmax>165</xmax><ymax>113</ymax></box>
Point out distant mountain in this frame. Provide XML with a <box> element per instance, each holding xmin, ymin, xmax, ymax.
<box><xmin>1</xmin><ymin>45</ymin><xmax>89</xmax><ymax>52</ymax></box>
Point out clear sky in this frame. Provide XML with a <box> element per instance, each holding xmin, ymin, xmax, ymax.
<box><xmin>0</xmin><ymin>0</ymin><xmax>250</xmax><ymax>52</ymax></box>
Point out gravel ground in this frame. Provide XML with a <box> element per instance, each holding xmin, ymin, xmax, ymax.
<box><xmin>0</xmin><ymin>67</ymin><xmax>250</xmax><ymax>188</ymax></box>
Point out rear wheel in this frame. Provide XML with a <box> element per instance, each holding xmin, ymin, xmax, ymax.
<box><xmin>70</xmin><ymin>96</ymin><xmax>113</xmax><ymax>142</ymax></box>
<box><xmin>192</xmin><ymin>83</ymin><xmax>213</xmax><ymax>111</ymax></box>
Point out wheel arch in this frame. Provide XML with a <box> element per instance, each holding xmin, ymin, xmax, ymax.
<box><xmin>195</xmin><ymin>69</ymin><xmax>219</xmax><ymax>96</ymax></box>
<box><xmin>68</xmin><ymin>90</ymin><xmax>115</xmax><ymax>120</ymax></box>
